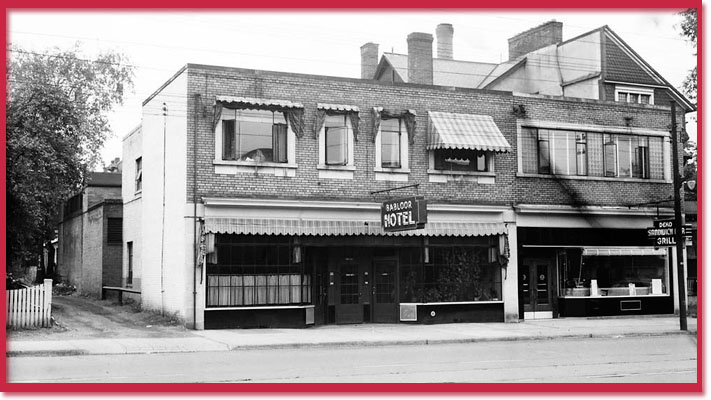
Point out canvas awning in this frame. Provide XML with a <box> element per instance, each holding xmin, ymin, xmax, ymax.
<box><xmin>317</xmin><ymin>103</ymin><xmax>360</xmax><ymax>113</ymax></box>
<box><xmin>582</xmin><ymin>247</ymin><xmax>667</xmax><ymax>257</ymax></box>
<box><xmin>215</xmin><ymin>95</ymin><xmax>304</xmax><ymax>109</ymax></box>
<box><xmin>204</xmin><ymin>218</ymin><xmax>506</xmax><ymax>237</ymax></box>
<box><xmin>426</xmin><ymin>111</ymin><xmax>511</xmax><ymax>152</ymax></box>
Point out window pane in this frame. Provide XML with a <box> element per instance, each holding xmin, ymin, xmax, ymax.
<box><xmin>551</xmin><ymin>130</ymin><xmax>572</xmax><ymax>175</ymax></box>
<box><xmin>434</xmin><ymin>149</ymin><xmax>487</xmax><ymax>172</ymax></box>
<box><xmin>538</xmin><ymin>130</ymin><xmax>550</xmax><ymax>174</ymax></box>
<box><xmin>576</xmin><ymin>132</ymin><xmax>587</xmax><ymax>176</ymax></box>
<box><xmin>617</xmin><ymin>92</ymin><xmax>627</xmax><ymax>102</ymax></box>
<box><xmin>381</xmin><ymin>129</ymin><xmax>401</xmax><ymax>168</ymax></box>
<box><xmin>617</xmin><ymin>136</ymin><xmax>632</xmax><ymax>177</ymax></box>
<box><xmin>222</xmin><ymin>120</ymin><xmax>236</xmax><ymax>160</ymax></box>
<box><xmin>632</xmin><ymin>136</ymin><xmax>649</xmax><ymax>178</ymax></box>
<box><xmin>272</xmin><ymin>124</ymin><xmax>288</xmax><ymax>163</ymax></box>
<box><xmin>234</xmin><ymin>109</ymin><xmax>286</xmax><ymax>163</ymax></box>
<box><xmin>649</xmin><ymin>136</ymin><xmax>664</xmax><ymax>180</ymax></box>
<box><xmin>326</xmin><ymin>127</ymin><xmax>348</xmax><ymax>165</ymax></box>
<box><xmin>629</xmin><ymin>93</ymin><xmax>639</xmax><ymax>103</ymax></box>
<box><xmin>520</xmin><ymin>128</ymin><xmax>538</xmax><ymax>173</ymax></box>
<box><xmin>640</xmin><ymin>94</ymin><xmax>651</xmax><ymax>104</ymax></box>
<box><xmin>604</xmin><ymin>135</ymin><xmax>617</xmax><ymax>177</ymax></box>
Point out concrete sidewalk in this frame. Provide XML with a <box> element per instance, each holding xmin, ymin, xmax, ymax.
<box><xmin>7</xmin><ymin>316</ymin><xmax>697</xmax><ymax>357</ymax></box>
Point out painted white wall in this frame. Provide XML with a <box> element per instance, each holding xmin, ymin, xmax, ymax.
<box><xmin>140</xmin><ymin>70</ymin><xmax>189</xmax><ymax>319</ymax></box>
<box><xmin>122</xmin><ymin>126</ymin><xmax>143</xmax><ymax>293</ymax></box>
<box><xmin>558</xmin><ymin>31</ymin><xmax>602</xmax><ymax>87</ymax></box>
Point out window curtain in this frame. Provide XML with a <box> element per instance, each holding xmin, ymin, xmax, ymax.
<box><xmin>284</xmin><ymin>109</ymin><xmax>305</xmax><ymax>138</ymax></box>
<box><xmin>313</xmin><ymin>109</ymin><xmax>360</xmax><ymax>141</ymax></box>
<box><xmin>372</xmin><ymin>107</ymin><xmax>417</xmax><ymax>144</ymax></box>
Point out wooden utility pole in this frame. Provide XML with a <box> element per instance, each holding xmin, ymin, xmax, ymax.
<box><xmin>671</xmin><ymin>101</ymin><xmax>688</xmax><ymax>331</ymax></box>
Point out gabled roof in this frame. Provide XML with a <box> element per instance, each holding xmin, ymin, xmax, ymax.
<box><xmin>375</xmin><ymin>53</ymin><xmax>497</xmax><ymax>89</ymax></box>
<box><xmin>479</xmin><ymin>57</ymin><xmax>527</xmax><ymax>89</ymax></box>
<box><xmin>602</xmin><ymin>26</ymin><xmax>695</xmax><ymax>111</ymax></box>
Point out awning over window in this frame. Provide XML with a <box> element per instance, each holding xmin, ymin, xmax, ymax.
<box><xmin>214</xmin><ymin>96</ymin><xmax>305</xmax><ymax>138</ymax></box>
<box><xmin>582</xmin><ymin>247</ymin><xmax>667</xmax><ymax>257</ymax></box>
<box><xmin>205</xmin><ymin>218</ymin><xmax>506</xmax><ymax>237</ymax></box>
<box><xmin>426</xmin><ymin>111</ymin><xmax>511</xmax><ymax>152</ymax></box>
<box><xmin>216</xmin><ymin>95</ymin><xmax>304</xmax><ymax>109</ymax></box>
<box><xmin>317</xmin><ymin>103</ymin><xmax>360</xmax><ymax>113</ymax></box>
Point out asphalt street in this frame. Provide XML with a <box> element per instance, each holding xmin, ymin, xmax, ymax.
<box><xmin>8</xmin><ymin>334</ymin><xmax>697</xmax><ymax>383</ymax></box>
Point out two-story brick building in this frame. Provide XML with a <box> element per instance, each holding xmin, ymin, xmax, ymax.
<box><xmin>123</xmin><ymin>21</ymin><xmax>693</xmax><ymax>329</ymax></box>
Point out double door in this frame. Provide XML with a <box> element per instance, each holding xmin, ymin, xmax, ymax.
<box><xmin>521</xmin><ymin>258</ymin><xmax>554</xmax><ymax>319</ymax></box>
<box><xmin>331</xmin><ymin>251</ymin><xmax>398</xmax><ymax>324</ymax></box>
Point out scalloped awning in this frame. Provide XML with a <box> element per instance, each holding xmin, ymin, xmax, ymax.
<box><xmin>205</xmin><ymin>218</ymin><xmax>505</xmax><ymax>237</ymax></box>
<box><xmin>215</xmin><ymin>95</ymin><xmax>304</xmax><ymax>109</ymax></box>
<box><xmin>426</xmin><ymin>111</ymin><xmax>511</xmax><ymax>152</ymax></box>
<box><xmin>317</xmin><ymin>103</ymin><xmax>360</xmax><ymax>113</ymax></box>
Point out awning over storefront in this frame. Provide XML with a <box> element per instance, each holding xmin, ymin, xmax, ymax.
<box><xmin>426</xmin><ymin>111</ymin><xmax>511</xmax><ymax>152</ymax></box>
<box><xmin>215</xmin><ymin>95</ymin><xmax>304</xmax><ymax>109</ymax></box>
<box><xmin>204</xmin><ymin>218</ymin><xmax>506</xmax><ymax>237</ymax></box>
<box><xmin>582</xmin><ymin>247</ymin><xmax>667</xmax><ymax>257</ymax></box>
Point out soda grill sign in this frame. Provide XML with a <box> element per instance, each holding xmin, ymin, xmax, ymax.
<box><xmin>381</xmin><ymin>197</ymin><xmax>427</xmax><ymax>232</ymax></box>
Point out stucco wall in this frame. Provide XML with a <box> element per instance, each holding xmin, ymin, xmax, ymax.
<box><xmin>122</xmin><ymin>126</ymin><xmax>143</xmax><ymax>294</ymax></box>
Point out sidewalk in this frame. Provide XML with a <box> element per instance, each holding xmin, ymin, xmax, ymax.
<box><xmin>7</xmin><ymin>316</ymin><xmax>697</xmax><ymax>357</ymax></box>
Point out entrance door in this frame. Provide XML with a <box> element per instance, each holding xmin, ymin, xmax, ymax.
<box><xmin>521</xmin><ymin>259</ymin><xmax>553</xmax><ymax>319</ymax></box>
<box><xmin>335</xmin><ymin>262</ymin><xmax>363</xmax><ymax>324</ymax></box>
<box><xmin>372</xmin><ymin>258</ymin><xmax>398</xmax><ymax>323</ymax></box>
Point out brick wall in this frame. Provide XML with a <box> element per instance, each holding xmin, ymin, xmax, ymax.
<box><xmin>182</xmin><ymin>65</ymin><xmax>677</xmax><ymax>209</ymax></box>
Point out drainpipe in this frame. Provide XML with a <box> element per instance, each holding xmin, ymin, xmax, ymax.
<box><xmin>193</xmin><ymin>93</ymin><xmax>200</xmax><ymax>330</ymax></box>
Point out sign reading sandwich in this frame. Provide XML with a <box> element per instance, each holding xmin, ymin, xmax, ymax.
<box><xmin>381</xmin><ymin>197</ymin><xmax>427</xmax><ymax>232</ymax></box>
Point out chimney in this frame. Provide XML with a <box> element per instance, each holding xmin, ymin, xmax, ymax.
<box><xmin>407</xmin><ymin>32</ymin><xmax>434</xmax><ymax>85</ymax></box>
<box><xmin>360</xmin><ymin>42</ymin><xmax>379</xmax><ymax>79</ymax></box>
<box><xmin>436</xmin><ymin>23</ymin><xmax>454</xmax><ymax>60</ymax></box>
<box><xmin>508</xmin><ymin>20</ymin><xmax>563</xmax><ymax>60</ymax></box>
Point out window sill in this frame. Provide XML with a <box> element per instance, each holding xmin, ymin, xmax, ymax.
<box><xmin>317</xmin><ymin>164</ymin><xmax>356</xmax><ymax>171</ymax></box>
<box><xmin>214</xmin><ymin>160</ymin><xmax>297</xmax><ymax>177</ymax></box>
<box><xmin>516</xmin><ymin>172</ymin><xmax>669</xmax><ymax>184</ymax></box>
<box><xmin>427</xmin><ymin>169</ymin><xmax>495</xmax><ymax>184</ymax></box>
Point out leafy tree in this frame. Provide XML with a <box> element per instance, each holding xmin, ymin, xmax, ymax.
<box><xmin>6</xmin><ymin>45</ymin><xmax>133</xmax><ymax>271</ymax></box>
<box><xmin>678</xmin><ymin>9</ymin><xmax>697</xmax><ymax>187</ymax></box>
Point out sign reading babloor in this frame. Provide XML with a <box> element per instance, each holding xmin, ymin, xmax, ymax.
<box><xmin>381</xmin><ymin>197</ymin><xmax>427</xmax><ymax>232</ymax></box>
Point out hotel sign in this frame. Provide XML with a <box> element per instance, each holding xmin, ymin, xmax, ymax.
<box><xmin>381</xmin><ymin>197</ymin><xmax>427</xmax><ymax>232</ymax></box>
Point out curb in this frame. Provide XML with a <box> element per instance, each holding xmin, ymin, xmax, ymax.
<box><xmin>7</xmin><ymin>329</ymin><xmax>696</xmax><ymax>358</ymax></box>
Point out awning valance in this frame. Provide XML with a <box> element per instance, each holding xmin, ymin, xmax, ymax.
<box><xmin>582</xmin><ymin>247</ymin><xmax>667</xmax><ymax>257</ymax></box>
<box><xmin>214</xmin><ymin>96</ymin><xmax>305</xmax><ymax>138</ymax></box>
<box><xmin>317</xmin><ymin>103</ymin><xmax>360</xmax><ymax>113</ymax></box>
<box><xmin>426</xmin><ymin>111</ymin><xmax>511</xmax><ymax>152</ymax></box>
<box><xmin>205</xmin><ymin>218</ymin><xmax>506</xmax><ymax>237</ymax></box>
<box><xmin>372</xmin><ymin>107</ymin><xmax>417</xmax><ymax>144</ymax></box>
<box><xmin>216</xmin><ymin>96</ymin><xmax>304</xmax><ymax>109</ymax></box>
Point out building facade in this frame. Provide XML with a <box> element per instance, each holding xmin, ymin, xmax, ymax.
<box><xmin>57</xmin><ymin>172</ymin><xmax>123</xmax><ymax>297</ymax></box>
<box><xmin>125</xmin><ymin>21</ymin><xmax>693</xmax><ymax>329</ymax></box>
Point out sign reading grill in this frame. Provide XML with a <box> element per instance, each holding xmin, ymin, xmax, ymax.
<box><xmin>381</xmin><ymin>197</ymin><xmax>427</xmax><ymax>232</ymax></box>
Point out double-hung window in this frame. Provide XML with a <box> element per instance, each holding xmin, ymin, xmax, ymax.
<box><xmin>135</xmin><ymin>157</ymin><xmax>143</xmax><ymax>192</ymax></box>
<box><xmin>221</xmin><ymin>109</ymin><xmax>288</xmax><ymax>163</ymax></box>
<box><xmin>325</xmin><ymin>115</ymin><xmax>349</xmax><ymax>166</ymax></box>
<box><xmin>380</xmin><ymin>118</ymin><xmax>402</xmax><ymax>168</ymax></box>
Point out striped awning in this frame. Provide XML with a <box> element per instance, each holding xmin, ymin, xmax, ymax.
<box><xmin>317</xmin><ymin>103</ymin><xmax>360</xmax><ymax>112</ymax></box>
<box><xmin>427</xmin><ymin>111</ymin><xmax>511</xmax><ymax>152</ymax></box>
<box><xmin>215</xmin><ymin>95</ymin><xmax>303</xmax><ymax>109</ymax></box>
<box><xmin>205</xmin><ymin>218</ymin><xmax>506</xmax><ymax>237</ymax></box>
<box><xmin>582</xmin><ymin>247</ymin><xmax>667</xmax><ymax>257</ymax></box>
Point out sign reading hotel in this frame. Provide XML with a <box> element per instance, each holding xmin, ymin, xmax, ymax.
<box><xmin>381</xmin><ymin>197</ymin><xmax>427</xmax><ymax>232</ymax></box>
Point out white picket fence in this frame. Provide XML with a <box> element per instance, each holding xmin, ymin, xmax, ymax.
<box><xmin>6</xmin><ymin>279</ymin><xmax>53</xmax><ymax>328</ymax></box>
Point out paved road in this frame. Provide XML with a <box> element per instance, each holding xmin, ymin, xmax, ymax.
<box><xmin>8</xmin><ymin>335</ymin><xmax>697</xmax><ymax>383</ymax></box>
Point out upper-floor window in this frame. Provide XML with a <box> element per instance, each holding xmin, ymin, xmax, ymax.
<box><xmin>434</xmin><ymin>148</ymin><xmax>490</xmax><ymax>172</ymax></box>
<box><xmin>615</xmin><ymin>86</ymin><xmax>654</xmax><ymax>105</ymax></box>
<box><xmin>324</xmin><ymin>114</ymin><xmax>350</xmax><ymax>166</ymax></box>
<box><xmin>522</xmin><ymin>127</ymin><xmax>664</xmax><ymax>180</ymax></box>
<box><xmin>380</xmin><ymin>118</ymin><xmax>402</xmax><ymax>168</ymax></box>
<box><xmin>221</xmin><ymin>109</ymin><xmax>288</xmax><ymax>163</ymax></box>
<box><xmin>135</xmin><ymin>157</ymin><xmax>143</xmax><ymax>193</ymax></box>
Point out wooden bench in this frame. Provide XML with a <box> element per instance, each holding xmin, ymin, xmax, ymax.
<box><xmin>101</xmin><ymin>286</ymin><xmax>141</xmax><ymax>305</ymax></box>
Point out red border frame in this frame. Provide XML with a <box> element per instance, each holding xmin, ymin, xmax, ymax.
<box><xmin>1</xmin><ymin>1</ymin><xmax>703</xmax><ymax>393</ymax></box>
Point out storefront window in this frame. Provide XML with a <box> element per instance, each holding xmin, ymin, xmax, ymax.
<box><xmin>206</xmin><ymin>235</ymin><xmax>311</xmax><ymax>307</ymax></box>
<box><xmin>558</xmin><ymin>248</ymin><xmax>669</xmax><ymax>297</ymax></box>
<box><xmin>399</xmin><ymin>242</ymin><xmax>503</xmax><ymax>303</ymax></box>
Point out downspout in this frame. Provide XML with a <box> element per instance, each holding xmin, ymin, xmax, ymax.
<box><xmin>193</xmin><ymin>92</ymin><xmax>200</xmax><ymax>329</ymax></box>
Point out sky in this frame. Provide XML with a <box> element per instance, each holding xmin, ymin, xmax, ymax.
<box><xmin>7</xmin><ymin>10</ymin><xmax>698</xmax><ymax>169</ymax></box>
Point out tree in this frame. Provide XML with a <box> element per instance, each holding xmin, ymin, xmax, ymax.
<box><xmin>678</xmin><ymin>9</ymin><xmax>697</xmax><ymax>186</ymax></box>
<box><xmin>6</xmin><ymin>45</ymin><xmax>133</xmax><ymax>270</ymax></box>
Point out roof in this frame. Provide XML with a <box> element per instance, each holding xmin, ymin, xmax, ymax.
<box><xmin>205</xmin><ymin>218</ymin><xmax>506</xmax><ymax>237</ymax></box>
<box><xmin>86</xmin><ymin>172</ymin><xmax>121</xmax><ymax>187</ymax></box>
<box><xmin>378</xmin><ymin>53</ymin><xmax>497</xmax><ymax>89</ymax></box>
<box><xmin>426</xmin><ymin>111</ymin><xmax>511</xmax><ymax>152</ymax></box>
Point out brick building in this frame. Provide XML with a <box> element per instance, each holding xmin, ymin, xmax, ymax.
<box><xmin>124</xmin><ymin>21</ymin><xmax>693</xmax><ymax>329</ymax></box>
<box><xmin>57</xmin><ymin>172</ymin><xmax>123</xmax><ymax>297</ymax></box>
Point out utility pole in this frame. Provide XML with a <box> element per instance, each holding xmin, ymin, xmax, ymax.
<box><xmin>670</xmin><ymin>101</ymin><xmax>688</xmax><ymax>331</ymax></box>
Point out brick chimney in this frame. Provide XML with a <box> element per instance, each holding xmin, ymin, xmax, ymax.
<box><xmin>508</xmin><ymin>20</ymin><xmax>563</xmax><ymax>60</ymax></box>
<box><xmin>407</xmin><ymin>32</ymin><xmax>433</xmax><ymax>85</ymax></box>
<box><xmin>360</xmin><ymin>42</ymin><xmax>379</xmax><ymax>79</ymax></box>
<box><xmin>436</xmin><ymin>23</ymin><xmax>454</xmax><ymax>60</ymax></box>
